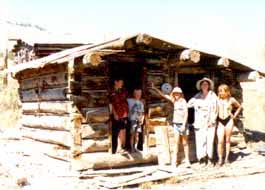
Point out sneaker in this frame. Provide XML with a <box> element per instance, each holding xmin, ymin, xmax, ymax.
<box><xmin>117</xmin><ymin>148</ymin><xmax>128</xmax><ymax>155</ymax></box>
<box><xmin>184</xmin><ymin>160</ymin><xmax>191</xmax><ymax>168</ymax></box>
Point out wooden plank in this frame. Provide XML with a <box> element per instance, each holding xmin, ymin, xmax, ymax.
<box><xmin>19</xmin><ymin>72</ymin><xmax>68</xmax><ymax>90</ymax></box>
<box><xmin>21</xmin><ymin>114</ymin><xmax>70</xmax><ymax>131</ymax></box>
<box><xmin>20</xmin><ymin>127</ymin><xmax>71</xmax><ymax>147</ymax></box>
<box><xmin>80</xmin><ymin>165</ymin><xmax>159</xmax><ymax>177</ymax></box>
<box><xmin>19</xmin><ymin>87</ymin><xmax>67</xmax><ymax>102</ymax></box>
<box><xmin>82</xmin><ymin>138</ymin><xmax>109</xmax><ymax>153</ymax></box>
<box><xmin>82</xmin><ymin>107</ymin><xmax>110</xmax><ymax>123</ymax></box>
<box><xmin>155</xmin><ymin>126</ymin><xmax>171</xmax><ymax>165</ymax></box>
<box><xmin>22</xmin><ymin>101</ymin><xmax>71</xmax><ymax>114</ymax></box>
<box><xmin>81</xmin><ymin>123</ymin><xmax>108</xmax><ymax>139</ymax></box>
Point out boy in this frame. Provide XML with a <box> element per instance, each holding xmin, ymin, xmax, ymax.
<box><xmin>127</xmin><ymin>88</ymin><xmax>145</xmax><ymax>152</ymax></box>
<box><xmin>109</xmin><ymin>78</ymin><xmax>129</xmax><ymax>154</ymax></box>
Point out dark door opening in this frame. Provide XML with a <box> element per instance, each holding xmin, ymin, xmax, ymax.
<box><xmin>108</xmin><ymin>61</ymin><xmax>144</xmax><ymax>153</ymax></box>
<box><xmin>178</xmin><ymin>74</ymin><xmax>204</xmax><ymax>125</ymax></box>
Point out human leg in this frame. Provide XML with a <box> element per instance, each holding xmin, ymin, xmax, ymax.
<box><xmin>194</xmin><ymin>128</ymin><xmax>207</xmax><ymax>162</ymax></box>
<box><xmin>224</xmin><ymin>119</ymin><xmax>234</xmax><ymax>163</ymax></box>
<box><xmin>206</xmin><ymin>126</ymin><xmax>216</xmax><ymax>162</ymax></box>
<box><xmin>217</xmin><ymin>122</ymin><xmax>225</xmax><ymax>165</ymax></box>
<box><xmin>182</xmin><ymin>135</ymin><xmax>191</xmax><ymax>167</ymax></box>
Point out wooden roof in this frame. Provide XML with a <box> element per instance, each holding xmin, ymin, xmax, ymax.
<box><xmin>9</xmin><ymin>33</ymin><xmax>259</xmax><ymax>77</ymax></box>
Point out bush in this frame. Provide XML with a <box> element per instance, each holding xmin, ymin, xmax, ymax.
<box><xmin>0</xmin><ymin>82</ymin><xmax>21</xmax><ymax>128</ymax></box>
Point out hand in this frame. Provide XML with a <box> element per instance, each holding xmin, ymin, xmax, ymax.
<box><xmin>114</xmin><ymin>114</ymin><xmax>119</xmax><ymax>120</ymax></box>
<box><xmin>180</xmin><ymin>125</ymin><xmax>186</xmax><ymax>132</ymax></box>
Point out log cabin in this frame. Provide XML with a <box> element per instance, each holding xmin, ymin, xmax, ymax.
<box><xmin>9</xmin><ymin>33</ymin><xmax>265</xmax><ymax>170</ymax></box>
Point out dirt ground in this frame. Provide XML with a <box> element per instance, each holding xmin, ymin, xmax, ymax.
<box><xmin>1</xmin><ymin>127</ymin><xmax>265</xmax><ymax>190</ymax></box>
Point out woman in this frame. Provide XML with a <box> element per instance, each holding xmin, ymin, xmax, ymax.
<box><xmin>151</xmin><ymin>83</ymin><xmax>191</xmax><ymax>167</ymax></box>
<box><xmin>217</xmin><ymin>84</ymin><xmax>242</xmax><ymax>165</ymax></box>
<box><xmin>188</xmin><ymin>77</ymin><xmax>218</xmax><ymax>165</ymax></box>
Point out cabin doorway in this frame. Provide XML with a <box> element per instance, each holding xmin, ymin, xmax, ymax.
<box><xmin>178</xmin><ymin>74</ymin><xmax>205</xmax><ymax>125</ymax></box>
<box><xmin>108</xmin><ymin>61</ymin><xmax>144</xmax><ymax>153</ymax></box>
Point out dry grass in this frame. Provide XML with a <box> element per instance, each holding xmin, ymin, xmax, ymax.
<box><xmin>0</xmin><ymin>79</ymin><xmax>21</xmax><ymax>128</ymax></box>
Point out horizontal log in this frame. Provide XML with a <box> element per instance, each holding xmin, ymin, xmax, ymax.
<box><xmin>81</xmin><ymin>138</ymin><xmax>109</xmax><ymax>153</ymax></box>
<box><xmin>147</xmin><ymin>103</ymin><xmax>171</xmax><ymax>118</ymax></box>
<box><xmin>237</xmin><ymin>71</ymin><xmax>261</xmax><ymax>82</ymax></box>
<box><xmin>71</xmin><ymin>149</ymin><xmax>158</xmax><ymax>170</ymax></box>
<box><xmin>146</xmin><ymin>75</ymin><xmax>164</xmax><ymax>86</ymax></box>
<box><xmin>217</xmin><ymin>57</ymin><xmax>230</xmax><ymax>67</ymax></box>
<box><xmin>81</xmin><ymin>123</ymin><xmax>108</xmax><ymax>139</ymax></box>
<box><xmin>81</xmin><ymin>90</ymin><xmax>109</xmax><ymax>107</ymax></box>
<box><xmin>81</xmin><ymin>76</ymin><xmax>108</xmax><ymax>90</ymax></box>
<box><xmin>19</xmin><ymin>87</ymin><xmax>67</xmax><ymax>102</ymax></box>
<box><xmin>22</xmin><ymin>101</ymin><xmax>71</xmax><ymax>114</ymax></box>
<box><xmin>82</xmin><ymin>107</ymin><xmax>110</xmax><ymax>123</ymax></box>
<box><xmin>21</xmin><ymin>115</ymin><xmax>70</xmax><ymax>131</ymax></box>
<box><xmin>19</xmin><ymin>72</ymin><xmax>68</xmax><ymax>90</ymax></box>
<box><xmin>179</xmin><ymin>49</ymin><xmax>200</xmax><ymax>63</ymax></box>
<box><xmin>176</xmin><ymin>66</ymin><xmax>208</xmax><ymax>74</ymax></box>
<box><xmin>20</xmin><ymin>127</ymin><xmax>71</xmax><ymax>147</ymax></box>
<box><xmin>17</xmin><ymin>64</ymin><xmax>67</xmax><ymax>80</ymax></box>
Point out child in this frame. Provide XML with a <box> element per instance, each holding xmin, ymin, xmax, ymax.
<box><xmin>151</xmin><ymin>83</ymin><xmax>190</xmax><ymax>167</ymax></box>
<box><xmin>217</xmin><ymin>84</ymin><xmax>242</xmax><ymax>165</ymax></box>
<box><xmin>109</xmin><ymin>78</ymin><xmax>129</xmax><ymax>154</ymax></box>
<box><xmin>127</xmin><ymin>88</ymin><xmax>145</xmax><ymax>152</ymax></box>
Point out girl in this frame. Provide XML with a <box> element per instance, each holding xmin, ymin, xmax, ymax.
<box><xmin>151</xmin><ymin>83</ymin><xmax>190</xmax><ymax>167</ymax></box>
<box><xmin>217</xmin><ymin>84</ymin><xmax>242</xmax><ymax>165</ymax></box>
<box><xmin>188</xmin><ymin>77</ymin><xmax>218</xmax><ymax>166</ymax></box>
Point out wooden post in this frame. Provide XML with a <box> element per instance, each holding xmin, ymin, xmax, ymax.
<box><xmin>3</xmin><ymin>49</ymin><xmax>8</xmax><ymax>86</ymax></box>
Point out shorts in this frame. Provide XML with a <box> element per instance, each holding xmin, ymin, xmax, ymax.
<box><xmin>112</xmin><ymin>117</ymin><xmax>128</xmax><ymax>132</ymax></box>
<box><xmin>172</xmin><ymin>123</ymin><xmax>189</xmax><ymax>136</ymax></box>
<box><xmin>130</xmin><ymin>120</ymin><xmax>142</xmax><ymax>133</ymax></box>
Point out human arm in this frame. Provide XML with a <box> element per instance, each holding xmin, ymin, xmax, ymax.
<box><xmin>208</xmin><ymin>92</ymin><xmax>218</xmax><ymax>127</ymax></box>
<box><xmin>150</xmin><ymin>82</ymin><xmax>173</xmax><ymax>103</ymax></box>
<box><xmin>231</xmin><ymin>97</ymin><xmax>242</xmax><ymax>119</ymax></box>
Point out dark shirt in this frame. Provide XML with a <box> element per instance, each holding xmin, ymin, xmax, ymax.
<box><xmin>110</xmin><ymin>88</ymin><xmax>129</xmax><ymax>119</ymax></box>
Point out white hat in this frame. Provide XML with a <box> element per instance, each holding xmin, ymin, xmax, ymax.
<box><xmin>171</xmin><ymin>86</ymin><xmax>183</xmax><ymax>94</ymax></box>
<box><xmin>196</xmin><ymin>77</ymin><xmax>214</xmax><ymax>90</ymax></box>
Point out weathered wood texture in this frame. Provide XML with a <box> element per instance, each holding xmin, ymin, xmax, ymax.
<box><xmin>81</xmin><ymin>76</ymin><xmax>109</xmax><ymax>90</ymax></box>
<box><xmin>21</xmin><ymin>127</ymin><xmax>71</xmax><ymax>147</ymax></box>
<box><xmin>19</xmin><ymin>87</ymin><xmax>67</xmax><ymax>102</ymax></box>
<box><xmin>22</xmin><ymin>101</ymin><xmax>71</xmax><ymax>114</ymax></box>
<box><xmin>82</xmin><ymin>107</ymin><xmax>110</xmax><ymax>123</ymax></box>
<box><xmin>21</xmin><ymin>114</ymin><xmax>70</xmax><ymax>131</ymax></box>
<box><xmin>72</xmin><ymin>149</ymin><xmax>158</xmax><ymax>170</ymax></box>
<box><xmin>81</xmin><ymin>123</ymin><xmax>108</xmax><ymax>139</ymax></box>
<box><xmin>82</xmin><ymin>138</ymin><xmax>109</xmax><ymax>153</ymax></box>
<box><xmin>17</xmin><ymin>64</ymin><xmax>67</xmax><ymax>80</ymax></box>
<box><xmin>155</xmin><ymin>126</ymin><xmax>171</xmax><ymax>165</ymax></box>
<box><xmin>19</xmin><ymin>72</ymin><xmax>68</xmax><ymax>90</ymax></box>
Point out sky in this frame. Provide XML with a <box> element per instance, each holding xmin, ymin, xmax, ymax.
<box><xmin>1</xmin><ymin>0</ymin><xmax>265</xmax><ymax>70</ymax></box>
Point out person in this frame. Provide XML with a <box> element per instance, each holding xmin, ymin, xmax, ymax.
<box><xmin>151</xmin><ymin>83</ymin><xmax>191</xmax><ymax>168</ymax></box>
<box><xmin>217</xmin><ymin>84</ymin><xmax>242</xmax><ymax>166</ymax></box>
<box><xmin>127</xmin><ymin>88</ymin><xmax>145</xmax><ymax>152</ymax></box>
<box><xmin>188</xmin><ymin>77</ymin><xmax>218</xmax><ymax>166</ymax></box>
<box><xmin>109</xmin><ymin>78</ymin><xmax>129</xmax><ymax>154</ymax></box>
